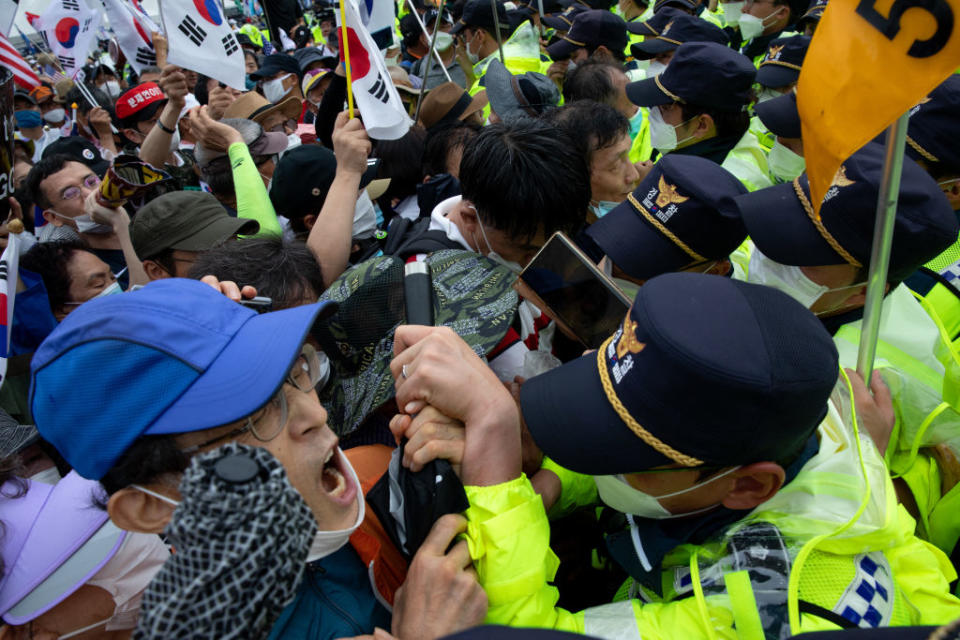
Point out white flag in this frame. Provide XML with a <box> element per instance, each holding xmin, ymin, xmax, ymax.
<box><xmin>159</xmin><ymin>0</ymin><xmax>244</xmax><ymax>90</ymax></box>
<box><xmin>101</xmin><ymin>0</ymin><xmax>156</xmax><ymax>72</ymax></box>
<box><xmin>337</xmin><ymin>0</ymin><xmax>411</xmax><ymax>141</ymax></box>
<box><xmin>0</xmin><ymin>232</ymin><xmax>20</xmax><ymax>389</ymax></box>
<box><xmin>35</xmin><ymin>0</ymin><xmax>101</xmax><ymax>74</ymax></box>
<box><xmin>0</xmin><ymin>0</ymin><xmax>18</xmax><ymax>35</ymax></box>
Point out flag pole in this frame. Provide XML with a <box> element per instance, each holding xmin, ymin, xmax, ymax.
<box><xmin>490</xmin><ymin>0</ymin><xmax>505</xmax><ymax>63</ymax></box>
<box><xmin>338</xmin><ymin>0</ymin><xmax>355</xmax><ymax>118</ymax></box>
<box><xmin>404</xmin><ymin>0</ymin><xmax>452</xmax><ymax>83</ymax></box>
<box><xmin>855</xmin><ymin>111</ymin><xmax>909</xmax><ymax>383</ymax></box>
<box><xmin>413</xmin><ymin>0</ymin><xmax>448</xmax><ymax>122</ymax></box>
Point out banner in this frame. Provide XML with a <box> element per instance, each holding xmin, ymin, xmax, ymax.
<box><xmin>0</xmin><ymin>230</ymin><xmax>20</xmax><ymax>389</ymax></box>
<box><xmin>101</xmin><ymin>0</ymin><xmax>156</xmax><ymax>72</ymax></box>
<box><xmin>34</xmin><ymin>0</ymin><xmax>101</xmax><ymax>74</ymax></box>
<box><xmin>159</xmin><ymin>0</ymin><xmax>245</xmax><ymax>90</ymax></box>
<box><xmin>798</xmin><ymin>0</ymin><xmax>960</xmax><ymax>213</ymax></box>
<box><xmin>338</xmin><ymin>0</ymin><xmax>411</xmax><ymax>140</ymax></box>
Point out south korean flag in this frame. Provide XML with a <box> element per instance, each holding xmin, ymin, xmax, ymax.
<box><xmin>337</xmin><ymin>0</ymin><xmax>411</xmax><ymax>140</ymax></box>
<box><xmin>34</xmin><ymin>0</ymin><xmax>100</xmax><ymax>73</ymax></box>
<box><xmin>100</xmin><ymin>0</ymin><xmax>155</xmax><ymax>73</ymax></box>
<box><xmin>159</xmin><ymin>0</ymin><xmax>244</xmax><ymax>89</ymax></box>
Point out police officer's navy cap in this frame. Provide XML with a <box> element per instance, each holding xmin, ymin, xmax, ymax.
<box><xmin>586</xmin><ymin>155</ymin><xmax>747</xmax><ymax>280</ymax></box>
<box><xmin>546</xmin><ymin>10</ymin><xmax>628</xmax><ymax>60</ymax></box>
<box><xmin>753</xmin><ymin>89</ymin><xmax>801</xmax><ymax>138</ymax></box>
<box><xmin>797</xmin><ymin>0</ymin><xmax>827</xmax><ymax>29</ymax></box>
<box><xmin>558</xmin><ymin>0</ymin><xmax>617</xmax><ymax>11</ymax></box>
<box><xmin>626</xmin><ymin>42</ymin><xmax>755</xmax><ymax>111</ymax></box>
<box><xmin>518</xmin><ymin>0</ymin><xmax>566</xmax><ymax>16</ymax></box>
<box><xmin>520</xmin><ymin>272</ymin><xmax>839</xmax><ymax>475</ymax></box>
<box><xmin>451</xmin><ymin>0</ymin><xmax>523</xmax><ymax>35</ymax></box>
<box><xmin>625</xmin><ymin>6</ymin><xmax>685</xmax><ymax>35</ymax></box>
<box><xmin>29</xmin><ymin>279</ymin><xmax>337</xmax><ymax>479</ymax></box>
<box><xmin>542</xmin><ymin>4</ymin><xmax>587</xmax><ymax>29</ymax></box>
<box><xmin>653</xmin><ymin>0</ymin><xmax>698</xmax><ymax>13</ymax></box>
<box><xmin>899</xmin><ymin>75</ymin><xmax>960</xmax><ymax>173</ymax></box>
<box><xmin>755</xmin><ymin>35</ymin><xmax>810</xmax><ymax>88</ymax></box>
<box><xmin>630</xmin><ymin>13</ymin><xmax>728</xmax><ymax>59</ymax></box>
<box><xmin>730</xmin><ymin>142</ymin><xmax>958</xmax><ymax>282</ymax></box>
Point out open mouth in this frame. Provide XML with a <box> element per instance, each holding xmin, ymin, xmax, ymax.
<box><xmin>320</xmin><ymin>448</ymin><xmax>356</xmax><ymax>504</ymax></box>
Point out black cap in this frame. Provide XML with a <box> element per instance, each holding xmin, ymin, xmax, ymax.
<box><xmin>519</xmin><ymin>0</ymin><xmax>570</xmax><ymax>14</ymax></box>
<box><xmin>400</xmin><ymin>13</ymin><xmax>422</xmax><ymax>44</ymax></box>
<box><xmin>520</xmin><ymin>272</ymin><xmax>839</xmax><ymax>475</ymax></box>
<box><xmin>249</xmin><ymin>54</ymin><xmax>302</xmax><ymax>80</ymax></box>
<box><xmin>546</xmin><ymin>10</ymin><xmax>628</xmax><ymax>60</ymax></box>
<box><xmin>292</xmin><ymin>47</ymin><xmax>330</xmax><ymax>73</ymax></box>
<box><xmin>586</xmin><ymin>155</ymin><xmax>747</xmax><ymax>280</ymax></box>
<box><xmin>753</xmin><ymin>89</ymin><xmax>800</xmax><ymax>138</ymax></box>
<box><xmin>796</xmin><ymin>0</ymin><xmax>827</xmax><ymax>29</ymax></box>
<box><xmin>630</xmin><ymin>13</ymin><xmax>728</xmax><ymax>59</ymax></box>
<box><xmin>561</xmin><ymin>0</ymin><xmax>617</xmax><ymax>10</ymax></box>
<box><xmin>755</xmin><ymin>35</ymin><xmax>811</xmax><ymax>88</ymax></box>
<box><xmin>900</xmin><ymin>75</ymin><xmax>960</xmax><ymax>173</ymax></box>
<box><xmin>41</xmin><ymin>136</ymin><xmax>110</xmax><ymax>177</ymax></box>
<box><xmin>541</xmin><ymin>4</ymin><xmax>588</xmax><ymax>30</ymax></box>
<box><xmin>625</xmin><ymin>5</ymin><xmax>686</xmax><ymax>34</ymax></box>
<box><xmin>451</xmin><ymin>0</ymin><xmax>522</xmax><ymax>36</ymax></box>
<box><xmin>269</xmin><ymin>145</ymin><xmax>376</xmax><ymax>219</ymax></box>
<box><xmin>236</xmin><ymin>32</ymin><xmax>258</xmax><ymax>49</ymax></box>
<box><xmin>14</xmin><ymin>89</ymin><xmax>37</xmax><ymax>106</ymax></box>
<box><xmin>653</xmin><ymin>0</ymin><xmax>699</xmax><ymax>12</ymax></box>
<box><xmin>731</xmin><ymin>142</ymin><xmax>959</xmax><ymax>282</ymax></box>
<box><xmin>626</xmin><ymin>42</ymin><xmax>755</xmax><ymax>111</ymax></box>
<box><xmin>424</xmin><ymin>7</ymin><xmax>454</xmax><ymax>27</ymax></box>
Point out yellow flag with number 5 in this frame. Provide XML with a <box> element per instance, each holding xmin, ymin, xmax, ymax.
<box><xmin>798</xmin><ymin>0</ymin><xmax>960</xmax><ymax>215</ymax></box>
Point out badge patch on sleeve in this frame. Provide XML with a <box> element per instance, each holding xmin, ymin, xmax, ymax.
<box><xmin>834</xmin><ymin>552</ymin><xmax>894</xmax><ymax>628</ymax></box>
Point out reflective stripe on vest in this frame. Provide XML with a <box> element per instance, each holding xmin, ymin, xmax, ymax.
<box><xmin>583</xmin><ymin>601</ymin><xmax>643</xmax><ymax>640</ymax></box>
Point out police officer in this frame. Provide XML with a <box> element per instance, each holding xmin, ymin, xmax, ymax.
<box><xmin>545</xmin><ymin>9</ymin><xmax>631</xmax><ymax>65</ymax></box>
<box><xmin>452</xmin><ymin>0</ymin><xmax>539</xmax><ymax>95</ymax></box>
<box><xmin>796</xmin><ymin>0</ymin><xmax>828</xmax><ymax>34</ymax></box>
<box><xmin>753</xmin><ymin>89</ymin><xmax>805</xmax><ymax>183</ymax></box>
<box><xmin>585</xmin><ymin>154</ymin><xmax>747</xmax><ymax>300</ymax></box>
<box><xmin>750</xmin><ymin>34</ymin><xmax>810</xmax><ymax>150</ymax></box>
<box><xmin>733</xmin><ymin>0</ymin><xmax>805</xmax><ymax>63</ymax></box>
<box><xmin>630</xmin><ymin>13</ymin><xmax>728</xmax><ymax>76</ymax></box>
<box><xmin>626</xmin><ymin>42</ymin><xmax>773</xmax><ymax>191</ymax></box>
<box><xmin>390</xmin><ymin>273</ymin><xmax>960</xmax><ymax>638</ymax></box>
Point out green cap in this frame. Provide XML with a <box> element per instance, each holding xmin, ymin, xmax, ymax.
<box><xmin>131</xmin><ymin>192</ymin><xmax>260</xmax><ymax>260</ymax></box>
<box><xmin>315</xmin><ymin>250</ymin><xmax>519</xmax><ymax>436</ymax></box>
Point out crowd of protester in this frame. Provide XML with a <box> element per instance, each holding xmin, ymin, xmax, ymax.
<box><xmin>4</xmin><ymin>0</ymin><xmax>960</xmax><ymax>637</ymax></box>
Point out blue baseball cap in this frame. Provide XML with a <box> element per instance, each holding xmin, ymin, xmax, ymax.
<box><xmin>625</xmin><ymin>6</ymin><xmax>686</xmax><ymax>35</ymax></box>
<box><xmin>730</xmin><ymin>142</ymin><xmax>959</xmax><ymax>282</ymax></box>
<box><xmin>546</xmin><ymin>10</ymin><xmax>628</xmax><ymax>60</ymax></box>
<box><xmin>30</xmin><ymin>278</ymin><xmax>336</xmax><ymax>480</ymax></box>
<box><xmin>520</xmin><ymin>272</ymin><xmax>839</xmax><ymax>475</ymax></box>
<box><xmin>755</xmin><ymin>35</ymin><xmax>811</xmax><ymax>88</ymax></box>
<box><xmin>586</xmin><ymin>155</ymin><xmax>747</xmax><ymax>280</ymax></box>
<box><xmin>626</xmin><ymin>42</ymin><xmax>755</xmax><ymax>111</ymax></box>
<box><xmin>630</xmin><ymin>13</ymin><xmax>728</xmax><ymax>58</ymax></box>
<box><xmin>754</xmin><ymin>89</ymin><xmax>801</xmax><ymax>138</ymax></box>
<box><xmin>900</xmin><ymin>75</ymin><xmax>960</xmax><ymax>173</ymax></box>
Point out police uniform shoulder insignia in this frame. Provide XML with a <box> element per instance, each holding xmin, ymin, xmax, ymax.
<box><xmin>616</xmin><ymin>317</ymin><xmax>646</xmax><ymax>359</ymax></box>
<box><xmin>655</xmin><ymin>175</ymin><xmax>690</xmax><ymax>209</ymax></box>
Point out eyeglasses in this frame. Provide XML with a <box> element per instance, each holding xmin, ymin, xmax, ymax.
<box><xmin>181</xmin><ymin>344</ymin><xmax>326</xmax><ymax>454</ymax></box>
<box><xmin>62</xmin><ymin>174</ymin><xmax>100</xmax><ymax>201</ymax></box>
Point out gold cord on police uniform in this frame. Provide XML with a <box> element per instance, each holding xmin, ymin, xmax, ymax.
<box><xmin>792</xmin><ymin>178</ymin><xmax>863</xmax><ymax>268</ymax></box>
<box><xmin>627</xmin><ymin>193</ymin><xmax>706</xmax><ymax>262</ymax></box>
<box><xmin>596</xmin><ymin>336</ymin><xmax>704</xmax><ymax>467</ymax></box>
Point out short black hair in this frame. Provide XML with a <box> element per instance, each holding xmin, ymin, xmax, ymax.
<box><xmin>562</xmin><ymin>59</ymin><xmax>624</xmax><ymax>105</ymax></box>
<box><xmin>20</xmin><ymin>239</ymin><xmax>91</xmax><ymax>314</ymax></box>
<box><xmin>679</xmin><ymin>102</ymin><xmax>750</xmax><ymax>141</ymax></box>
<box><xmin>65</xmin><ymin>84</ymin><xmax>113</xmax><ymax>117</ymax></box>
<box><xmin>374</xmin><ymin>125</ymin><xmax>428</xmax><ymax>203</ymax></box>
<box><xmin>25</xmin><ymin>154</ymin><xmax>75</xmax><ymax>210</ymax></box>
<box><xmin>459</xmin><ymin>119</ymin><xmax>590</xmax><ymax>240</ymax></box>
<box><xmin>543</xmin><ymin>100</ymin><xmax>630</xmax><ymax>167</ymax></box>
<box><xmin>99</xmin><ymin>434</ymin><xmax>187</xmax><ymax>498</ymax></box>
<box><xmin>422</xmin><ymin>121</ymin><xmax>479</xmax><ymax>176</ymax></box>
<box><xmin>188</xmin><ymin>236</ymin><xmax>324</xmax><ymax>310</ymax></box>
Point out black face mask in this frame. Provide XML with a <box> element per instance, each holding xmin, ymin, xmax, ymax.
<box><xmin>417</xmin><ymin>173</ymin><xmax>461</xmax><ymax>216</ymax></box>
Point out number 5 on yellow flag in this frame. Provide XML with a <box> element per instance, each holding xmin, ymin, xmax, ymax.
<box><xmin>798</xmin><ymin>0</ymin><xmax>960</xmax><ymax>214</ymax></box>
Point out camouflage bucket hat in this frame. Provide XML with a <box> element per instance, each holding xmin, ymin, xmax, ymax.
<box><xmin>315</xmin><ymin>250</ymin><xmax>519</xmax><ymax>436</ymax></box>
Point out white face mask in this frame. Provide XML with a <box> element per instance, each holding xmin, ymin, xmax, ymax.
<box><xmin>646</xmin><ymin>60</ymin><xmax>667</xmax><ymax>78</ymax></box>
<box><xmin>43</xmin><ymin>108</ymin><xmax>66</xmax><ymax>123</ymax></box>
<box><xmin>723</xmin><ymin>0</ymin><xmax>745</xmax><ymax>25</ymax></box>
<box><xmin>305</xmin><ymin>448</ymin><xmax>365</xmax><ymax>562</ymax></box>
<box><xmin>103</xmin><ymin>80</ymin><xmax>122</xmax><ymax>99</ymax></box>
<box><xmin>591</xmin><ymin>201</ymin><xmax>620</xmax><ymax>219</ymax></box>
<box><xmin>738</xmin><ymin>7</ymin><xmax>782</xmax><ymax>40</ymax></box>
<box><xmin>594</xmin><ymin>466</ymin><xmax>741</xmax><ymax>519</ymax></box>
<box><xmin>755</xmin><ymin>87</ymin><xmax>782</xmax><ymax>104</ymax></box>
<box><xmin>263</xmin><ymin>73</ymin><xmax>293</xmax><ymax>103</ymax></box>
<box><xmin>52</xmin><ymin>210</ymin><xmax>114</xmax><ymax>235</ymax></box>
<box><xmin>352</xmin><ymin>191</ymin><xmax>378</xmax><ymax>239</ymax></box>
<box><xmin>465</xmin><ymin>32</ymin><xmax>482</xmax><ymax>65</ymax></box>
<box><xmin>95</xmin><ymin>281</ymin><xmax>123</xmax><ymax>298</ymax></box>
<box><xmin>29</xmin><ymin>466</ymin><xmax>62</xmax><ymax>485</ymax></box>
<box><xmin>434</xmin><ymin>30</ymin><xmax>455</xmax><ymax>51</ymax></box>
<box><xmin>648</xmin><ymin>106</ymin><xmax>696</xmax><ymax>153</ymax></box>
<box><xmin>747</xmin><ymin>249</ymin><xmax>864</xmax><ymax>313</ymax></box>
<box><xmin>60</xmin><ymin>532</ymin><xmax>170</xmax><ymax>637</ymax></box>
<box><xmin>474</xmin><ymin>211</ymin><xmax>523</xmax><ymax>274</ymax></box>
<box><xmin>767</xmin><ymin>140</ymin><xmax>806</xmax><ymax>183</ymax></box>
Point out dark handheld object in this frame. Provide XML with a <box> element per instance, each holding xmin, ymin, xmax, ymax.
<box><xmin>403</xmin><ymin>262</ymin><xmax>433</xmax><ymax>325</ymax></box>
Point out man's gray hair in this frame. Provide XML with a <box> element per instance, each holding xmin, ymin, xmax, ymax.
<box><xmin>194</xmin><ymin>118</ymin><xmax>263</xmax><ymax>168</ymax></box>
